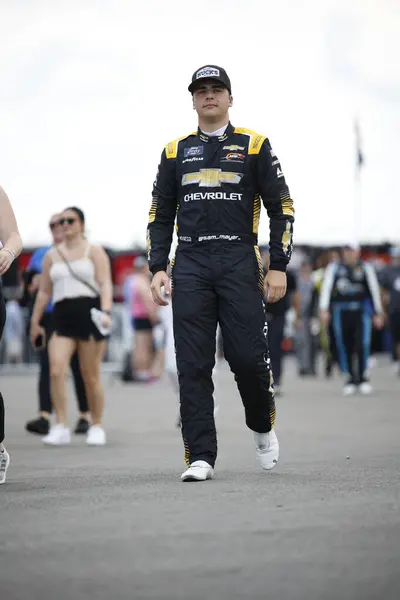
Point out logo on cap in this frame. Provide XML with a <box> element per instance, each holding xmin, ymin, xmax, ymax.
<box><xmin>196</xmin><ymin>67</ymin><xmax>220</xmax><ymax>79</ymax></box>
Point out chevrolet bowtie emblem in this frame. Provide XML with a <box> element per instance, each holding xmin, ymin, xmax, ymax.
<box><xmin>223</xmin><ymin>145</ymin><xmax>245</xmax><ymax>151</ymax></box>
<box><xmin>181</xmin><ymin>169</ymin><xmax>243</xmax><ymax>187</ymax></box>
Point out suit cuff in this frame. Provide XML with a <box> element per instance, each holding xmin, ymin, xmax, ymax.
<box><xmin>269</xmin><ymin>261</ymin><xmax>287</xmax><ymax>273</ymax></box>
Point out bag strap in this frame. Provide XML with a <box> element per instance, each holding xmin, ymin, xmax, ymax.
<box><xmin>56</xmin><ymin>246</ymin><xmax>99</xmax><ymax>297</ymax></box>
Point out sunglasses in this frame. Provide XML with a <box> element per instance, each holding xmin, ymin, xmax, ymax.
<box><xmin>49</xmin><ymin>221</ymin><xmax>60</xmax><ymax>230</ymax></box>
<box><xmin>59</xmin><ymin>217</ymin><xmax>77</xmax><ymax>226</ymax></box>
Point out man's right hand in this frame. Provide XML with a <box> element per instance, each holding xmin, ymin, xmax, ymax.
<box><xmin>150</xmin><ymin>270</ymin><xmax>171</xmax><ymax>306</ymax></box>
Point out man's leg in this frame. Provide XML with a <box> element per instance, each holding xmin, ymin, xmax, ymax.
<box><xmin>327</xmin><ymin>322</ymin><xmax>338</xmax><ymax>376</ymax></box>
<box><xmin>70</xmin><ymin>351</ymin><xmax>90</xmax><ymax>433</ymax></box>
<box><xmin>343</xmin><ymin>312</ymin><xmax>359</xmax><ymax>383</ymax></box>
<box><xmin>173</xmin><ymin>250</ymin><xmax>218</xmax><ymax>469</ymax></box>
<box><xmin>216</xmin><ymin>248</ymin><xmax>276</xmax><ymax>435</ymax></box>
<box><xmin>332</xmin><ymin>307</ymin><xmax>352</xmax><ymax>376</ymax></box>
<box><xmin>331</xmin><ymin>307</ymin><xmax>357</xmax><ymax>394</ymax></box>
<box><xmin>216</xmin><ymin>246</ymin><xmax>278</xmax><ymax>471</ymax></box>
<box><xmin>38</xmin><ymin>344</ymin><xmax>52</xmax><ymax>414</ymax></box>
<box><xmin>26</xmin><ymin>317</ymin><xmax>53</xmax><ymax>434</ymax></box>
<box><xmin>360</xmin><ymin>311</ymin><xmax>371</xmax><ymax>382</ymax></box>
<box><xmin>70</xmin><ymin>352</ymin><xmax>89</xmax><ymax>414</ymax></box>
<box><xmin>357</xmin><ymin>309</ymin><xmax>373</xmax><ymax>393</ymax></box>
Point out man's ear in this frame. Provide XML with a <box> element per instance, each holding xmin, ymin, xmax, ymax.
<box><xmin>229</xmin><ymin>95</ymin><xmax>233</xmax><ymax>107</ymax></box>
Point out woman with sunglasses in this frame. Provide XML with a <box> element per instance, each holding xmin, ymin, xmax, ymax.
<box><xmin>30</xmin><ymin>207</ymin><xmax>112</xmax><ymax>446</ymax></box>
<box><xmin>25</xmin><ymin>213</ymin><xmax>90</xmax><ymax>436</ymax></box>
<box><xmin>0</xmin><ymin>186</ymin><xmax>23</xmax><ymax>484</ymax></box>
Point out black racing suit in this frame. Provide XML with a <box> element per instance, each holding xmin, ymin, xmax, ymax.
<box><xmin>147</xmin><ymin>122</ymin><xmax>294</xmax><ymax>467</ymax></box>
<box><xmin>319</xmin><ymin>261</ymin><xmax>383</xmax><ymax>384</ymax></box>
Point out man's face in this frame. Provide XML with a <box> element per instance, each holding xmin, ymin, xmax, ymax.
<box><xmin>49</xmin><ymin>214</ymin><xmax>64</xmax><ymax>244</ymax></box>
<box><xmin>192</xmin><ymin>81</ymin><xmax>232</xmax><ymax>121</ymax></box>
<box><xmin>329</xmin><ymin>250</ymin><xmax>340</xmax><ymax>263</ymax></box>
<box><xmin>343</xmin><ymin>247</ymin><xmax>359</xmax><ymax>265</ymax></box>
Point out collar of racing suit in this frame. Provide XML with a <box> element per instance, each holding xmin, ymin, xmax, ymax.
<box><xmin>201</xmin><ymin>124</ymin><xmax>228</xmax><ymax>138</ymax></box>
<box><xmin>197</xmin><ymin>122</ymin><xmax>234</xmax><ymax>143</ymax></box>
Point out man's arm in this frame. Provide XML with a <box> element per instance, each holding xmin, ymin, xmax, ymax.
<box><xmin>147</xmin><ymin>148</ymin><xmax>178</xmax><ymax>275</ymax></box>
<box><xmin>319</xmin><ymin>263</ymin><xmax>337</xmax><ymax>312</ymax></box>
<box><xmin>30</xmin><ymin>252</ymin><xmax>53</xmax><ymax>331</ymax></box>
<box><xmin>364</xmin><ymin>263</ymin><xmax>384</xmax><ymax>315</ymax></box>
<box><xmin>256</xmin><ymin>139</ymin><xmax>294</xmax><ymax>272</ymax></box>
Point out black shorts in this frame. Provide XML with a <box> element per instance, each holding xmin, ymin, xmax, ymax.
<box><xmin>389</xmin><ymin>313</ymin><xmax>400</xmax><ymax>344</ymax></box>
<box><xmin>53</xmin><ymin>296</ymin><xmax>108</xmax><ymax>341</ymax></box>
<box><xmin>132</xmin><ymin>317</ymin><xmax>153</xmax><ymax>332</ymax></box>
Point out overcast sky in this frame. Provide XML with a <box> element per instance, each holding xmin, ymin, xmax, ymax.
<box><xmin>1</xmin><ymin>0</ymin><xmax>399</xmax><ymax>250</ymax></box>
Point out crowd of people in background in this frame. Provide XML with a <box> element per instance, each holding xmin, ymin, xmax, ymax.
<box><xmin>1</xmin><ymin>229</ymin><xmax>400</xmax><ymax>445</ymax></box>
<box><xmin>114</xmin><ymin>240</ymin><xmax>399</xmax><ymax>399</ymax></box>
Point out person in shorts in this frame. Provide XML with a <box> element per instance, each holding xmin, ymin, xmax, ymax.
<box><xmin>30</xmin><ymin>207</ymin><xmax>113</xmax><ymax>446</ymax></box>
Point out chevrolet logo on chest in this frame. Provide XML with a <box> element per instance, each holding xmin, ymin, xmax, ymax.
<box><xmin>181</xmin><ymin>169</ymin><xmax>243</xmax><ymax>187</ymax></box>
<box><xmin>223</xmin><ymin>145</ymin><xmax>245</xmax><ymax>151</ymax></box>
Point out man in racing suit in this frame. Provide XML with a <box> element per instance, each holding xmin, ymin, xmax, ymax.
<box><xmin>147</xmin><ymin>65</ymin><xmax>295</xmax><ymax>482</ymax></box>
<box><xmin>319</xmin><ymin>242</ymin><xmax>384</xmax><ymax>395</ymax></box>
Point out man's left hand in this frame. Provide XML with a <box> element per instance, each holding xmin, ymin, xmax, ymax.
<box><xmin>264</xmin><ymin>270</ymin><xmax>287</xmax><ymax>303</ymax></box>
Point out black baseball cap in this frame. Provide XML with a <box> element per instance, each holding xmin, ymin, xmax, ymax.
<box><xmin>188</xmin><ymin>65</ymin><xmax>231</xmax><ymax>94</ymax></box>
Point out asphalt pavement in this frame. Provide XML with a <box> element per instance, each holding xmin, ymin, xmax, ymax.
<box><xmin>1</xmin><ymin>358</ymin><xmax>399</xmax><ymax>600</ymax></box>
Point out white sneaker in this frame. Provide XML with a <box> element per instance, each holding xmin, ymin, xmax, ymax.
<box><xmin>0</xmin><ymin>448</ymin><xmax>10</xmax><ymax>484</ymax></box>
<box><xmin>253</xmin><ymin>429</ymin><xmax>279</xmax><ymax>471</ymax></box>
<box><xmin>358</xmin><ymin>382</ymin><xmax>373</xmax><ymax>395</ymax></box>
<box><xmin>43</xmin><ymin>424</ymin><xmax>71</xmax><ymax>446</ymax></box>
<box><xmin>181</xmin><ymin>460</ymin><xmax>213</xmax><ymax>482</ymax></box>
<box><xmin>86</xmin><ymin>425</ymin><xmax>106</xmax><ymax>446</ymax></box>
<box><xmin>343</xmin><ymin>383</ymin><xmax>357</xmax><ymax>397</ymax></box>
